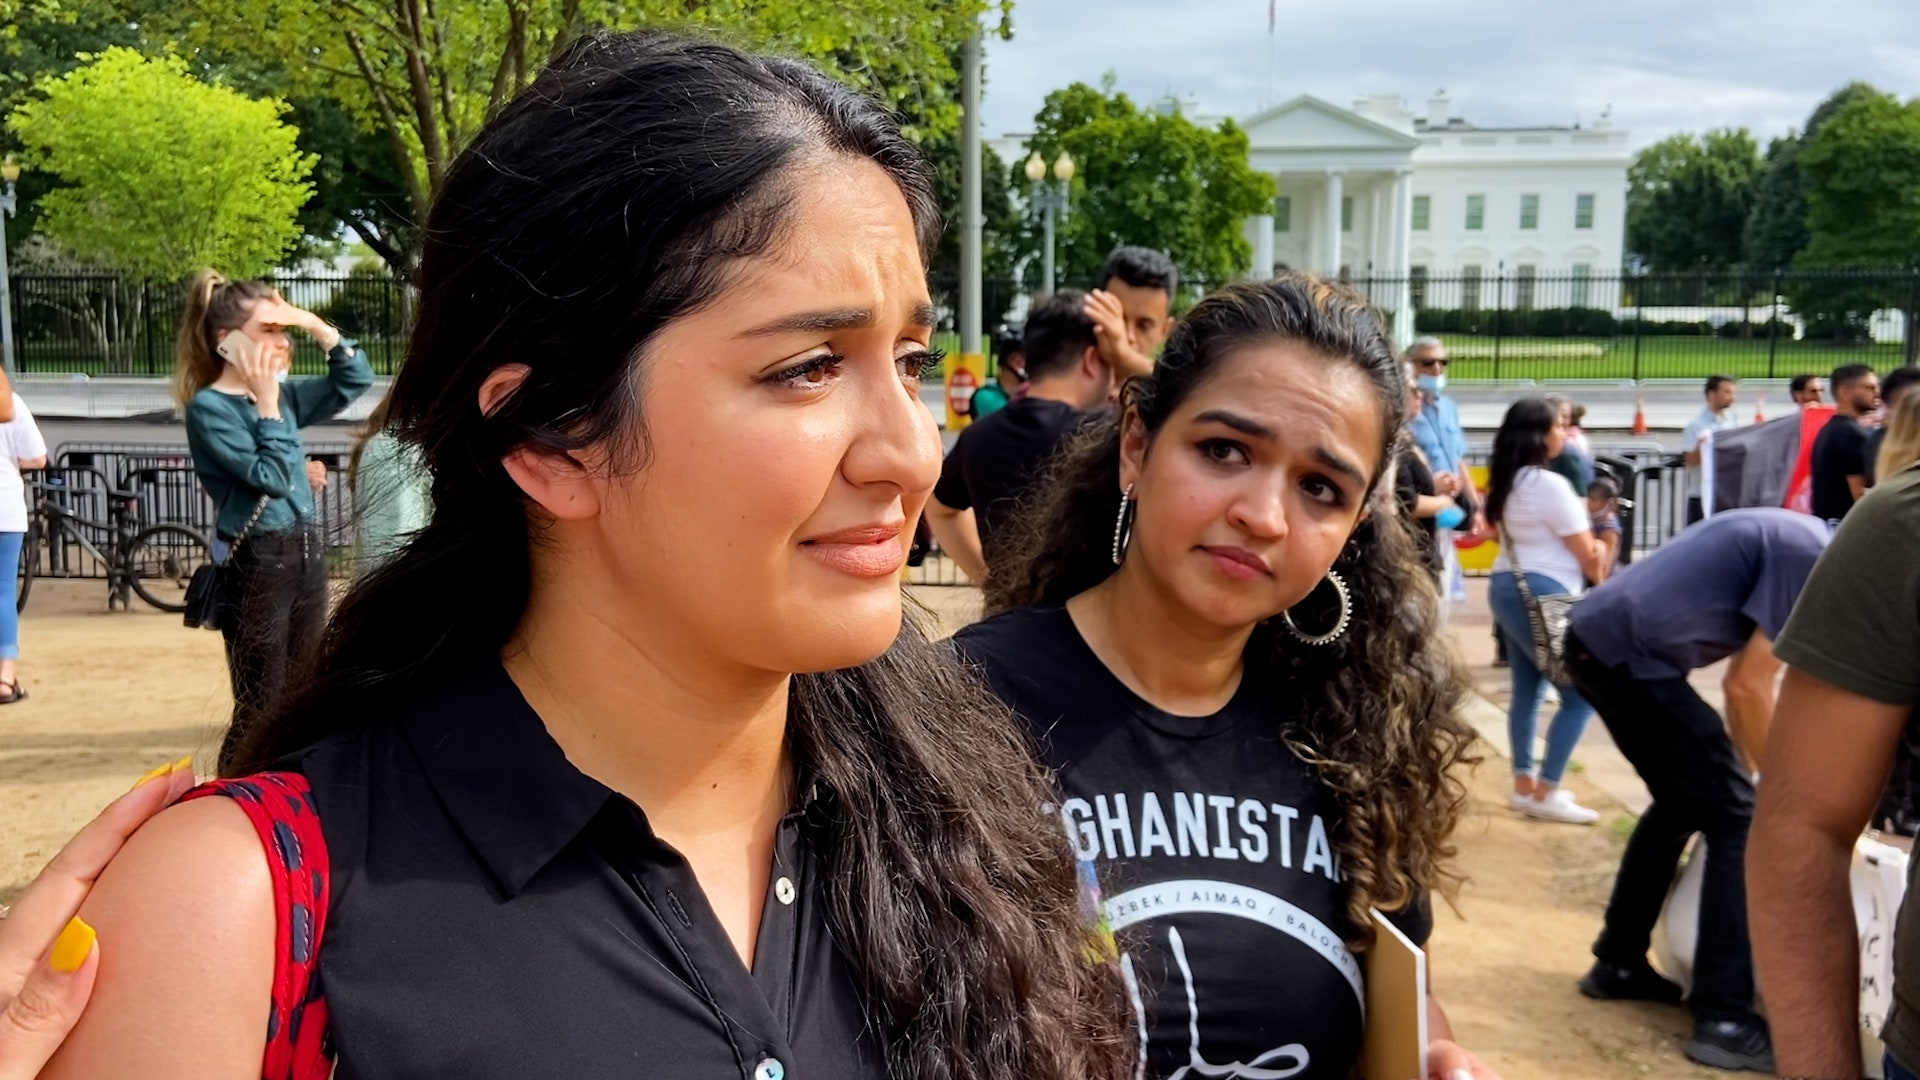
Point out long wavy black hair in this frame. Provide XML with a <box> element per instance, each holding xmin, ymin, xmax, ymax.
<box><xmin>1485</xmin><ymin>396</ymin><xmax>1559</xmax><ymax>526</ymax></box>
<box><xmin>987</xmin><ymin>274</ymin><xmax>1479</xmax><ymax>936</ymax></box>
<box><xmin>223</xmin><ymin>31</ymin><xmax>1131</xmax><ymax>1080</ymax></box>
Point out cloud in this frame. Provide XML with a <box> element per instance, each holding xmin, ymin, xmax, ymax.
<box><xmin>980</xmin><ymin>0</ymin><xmax>1920</xmax><ymax>149</ymax></box>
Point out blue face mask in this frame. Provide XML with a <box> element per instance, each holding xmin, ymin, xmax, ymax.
<box><xmin>1417</xmin><ymin>373</ymin><xmax>1446</xmax><ymax>395</ymax></box>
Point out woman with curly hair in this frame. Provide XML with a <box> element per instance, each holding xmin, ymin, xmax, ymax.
<box><xmin>957</xmin><ymin>274</ymin><xmax>1493</xmax><ymax>1080</ymax></box>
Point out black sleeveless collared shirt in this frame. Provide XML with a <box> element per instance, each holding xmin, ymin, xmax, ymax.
<box><xmin>288</xmin><ymin>662</ymin><xmax>883</xmax><ymax>1080</ymax></box>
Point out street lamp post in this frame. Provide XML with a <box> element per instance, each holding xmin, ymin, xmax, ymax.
<box><xmin>0</xmin><ymin>155</ymin><xmax>18</xmax><ymax>376</ymax></box>
<box><xmin>1024</xmin><ymin>151</ymin><xmax>1074</xmax><ymax>295</ymax></box>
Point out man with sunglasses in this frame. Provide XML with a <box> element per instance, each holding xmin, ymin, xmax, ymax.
<box><xmin>1407</xmin><ymin>338</ymin><xmax>1481</xmax><ymax>608</ymax></box>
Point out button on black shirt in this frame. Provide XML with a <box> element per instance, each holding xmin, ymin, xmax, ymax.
<box><xmin>289</xmin><ymin>662</ymin><xmax>882</xmax><ymax>1079</ymax></box>
<box><xmin>933</xmin><ymin>396</ymin><xmax>1089</xmax><ymax>566</ymax></box>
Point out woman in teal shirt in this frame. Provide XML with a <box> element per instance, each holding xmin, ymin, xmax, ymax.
<box><xmin>176</xmin><ymin>272</ymin><xmax>374</xmax><ymax>769</ymax></box>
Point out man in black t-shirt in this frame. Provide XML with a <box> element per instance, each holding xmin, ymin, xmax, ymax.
<box><xmin>926</xmin><ymin>291</ymin><xmax>1111</xmax><ymax>581</ymax></box>
<box><xmin>1809</xmin><ymin>362</ymin><xmax>1881</xmax><ymax>523</ymax></box>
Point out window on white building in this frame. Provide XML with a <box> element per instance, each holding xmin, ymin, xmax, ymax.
<box><xmin>1410</xmin><ymin>265</ymin><xmax>1429</xmax><ymax>309</ymax></box>
<box><xmin>1520</xmin><ymin>195</ymin><xmax>1539</xmax><ymax>230</ymax></box>
<box><xmin>1341</xmin><ymin>197</ymin><xmax>1353</xmax><ymax>232</ymax></box>
<box><xmin>1412</xmin><ymin>195</ymin><xmax>1430</xmax><ymax>231</ymax></box>
<box><xmin>1516</xmin><ymin>264</ymin><xmax>1537</xmax><ymax>309</ymax></box>
<box><xmin>1465</xmin><ymin>195</ymin><xmax>1485</xmax><ymax>231</ymax></box>
<box><xmin>1575</xmin><ymin>194</ymin><xmax>1595</xmax><ymax>230</ymax></box>
<box><xmin>1275</xmin><ymin>196</ymin><xmax>1292</xmax><ymax>232</ymax></box>
<box><xmin>1462</xmin><ymin>264</ymin><xmax>1483</xmax><ymax>310</ymax></box>
<box><xmin>1571</xmin><ymin>264</ymin><xmax>1593</xmax><ymax>307</ymax></box>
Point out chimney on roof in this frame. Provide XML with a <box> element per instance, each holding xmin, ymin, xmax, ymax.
<box><xmin>1426</xmin><ymin>90</ymin><xmax>1450</xmax><ymax>129</ymax></box>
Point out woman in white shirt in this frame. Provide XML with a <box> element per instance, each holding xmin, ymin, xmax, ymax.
<box><xmin>0</xmin><ymin>390</ymin><xmax>49</xmax><ymax>702</ymax></box>
<box><xmin>1487</xmin><ymin>397</ymin><xmax>1608</xmax><ymax>824</ymax></box>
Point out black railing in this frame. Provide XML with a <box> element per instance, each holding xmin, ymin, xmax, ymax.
<box><xmin>7</xmin><ymin>274</ymin><xmax>410</xmax><ymax>376</ymax></box>
<box><xmin>13</xmin><ymin>267</ymin><xmax>1914</xmax><ymax>382</ymax></box>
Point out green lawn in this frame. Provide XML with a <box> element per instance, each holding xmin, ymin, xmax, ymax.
<box><xmin>1433</xmin><ymin>336</ymin><xmax>1907</xmax><ymax>382</ymax></box>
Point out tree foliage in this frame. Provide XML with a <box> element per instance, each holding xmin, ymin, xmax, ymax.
<box><xmin>160</xmin><ymin>0</ymin><xmax>1004</xmax><ymax>273</ymax></box>
<box><xmin>7</xmin><ymin>47</ymin><xmax>315</xmax><ymax>282</ymax></box>
<box><xmin>1017</xmin><ymin>82</ymin><xmax>1275</xmax><ymax>293</ymax></box>
<box><xmin>1625</xmin><ymin>129</ymin><xmax>1761</xmax><ymax>271</ymax></box>
<box><xmin>1743</xmin><ymin>83</ymin><xmax>1883</xmax><ymax>272</ymax></box>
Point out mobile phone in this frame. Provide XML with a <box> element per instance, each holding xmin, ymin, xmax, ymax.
<box><xmin>216</xmin><ymin>331</ymin><xmax>245</xmax><ymax>364</ymax></box>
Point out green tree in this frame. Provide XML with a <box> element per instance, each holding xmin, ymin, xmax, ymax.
<box><xmin>924</xmin><ymin>132</ymin><xmax>1022</xmax><ymax>331</ymax></box>
<box><xmin>163</xmin><ymin>0</ymin><xmax>1004</xmax><ymax>274</ymax></box>
<box><xmin>1792</xmin><ymin>87</ymin><xmax>1920</xmax><ymax>355</ymax></box>
<box><xmin>7</xmin><ymin>48</ymin><xmax>314</xmax><ymax>369</ymax></box>
<box><xmin>1626</xmin><ymin>128</ymin><xmax>1762</xmax><ymax>272</ymax></box>
<box><xmin>1744</xmin><ymin>83</ymin><xmax>1883</xmax><ymax>272</ymax></box>
<box><xmin>9</xmin><ymin>48</ymin><xmax>314</xmax><ymax>280</ymax></box>
<box><xmin>1019</xmin><ymin>82</ymin><xmax>1274</xmax><ymax>293</ymax></box>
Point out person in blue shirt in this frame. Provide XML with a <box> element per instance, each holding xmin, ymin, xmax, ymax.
<box><xmin>1563</xmin><ymin>508</ymin><xmax>1830</xmax><ymax>1074</ymax></box>
<box><xmin>175</xmin><ymin>271</ymin><xmax>373</xmax><ymax>771</ymax></box>
<box><xmin>1406</xmin><ymin>337</ymin><xmax>1481</xmax><ymax>609</ymax></box>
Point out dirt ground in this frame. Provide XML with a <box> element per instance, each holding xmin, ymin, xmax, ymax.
<box><xmin>0</xmin><ymin>579</ymin><xmax>1727</xmax><ymax>1078</ymax></box>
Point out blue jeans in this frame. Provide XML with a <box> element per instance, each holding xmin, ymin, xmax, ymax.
<box><xmin>1891</xmin><ymin>1053</ymin><xmax>1918</xmax><ymax>1080</ymax></box>
<box><xmin>0</xmin><ymin>531</ymin><xmax>22</xmax><ymax>661</ymax></box>
<box><xmin>1488</xmin><ymin>570</ymin><xmax>1594</xmax><ymax>785</ymax></box>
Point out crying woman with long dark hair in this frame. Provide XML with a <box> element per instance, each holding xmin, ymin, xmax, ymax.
<box><xmin>39</xmin><ymin>32</ymin><xmax>1129</xmax><ymax>1079</ymax></box>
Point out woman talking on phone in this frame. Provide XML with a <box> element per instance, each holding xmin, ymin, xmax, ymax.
<box><xmin>175</xmin><ymin>275</ymin><xmax>373</xmax><ymax>768</ymax></box>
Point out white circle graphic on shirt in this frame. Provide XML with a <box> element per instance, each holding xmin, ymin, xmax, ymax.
<box><xmin>1101</xmin><ymin>877</ymin><xmax>1364</xmax><ymax>1010</ymax></box>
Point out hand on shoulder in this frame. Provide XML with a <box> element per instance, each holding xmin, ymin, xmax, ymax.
<box><xmin>36</xmin><ymin>795</ymin><xmax>276</xmax><ymax>1079</ymax></box>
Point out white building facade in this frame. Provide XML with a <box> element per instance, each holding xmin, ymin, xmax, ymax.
<box><xmin>1229</xmin><ymin>92</ymin><xmax>1629</xmax><ymax>342</ymax></box>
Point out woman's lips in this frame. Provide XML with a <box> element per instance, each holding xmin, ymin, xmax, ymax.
<box><xmin>801</xmin><ymin>522</ymin><xmax>907</xmax><ymax>579</ymax></box>
<box><xmin>1202</xmin><ymin>545</ymin><xmax>1272</xmax><ymax>581</ymax></box>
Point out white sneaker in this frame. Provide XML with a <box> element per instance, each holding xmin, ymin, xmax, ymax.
<box><xmin>1543</xmin><ymin>685</ymin><xmax>1562</xmax><ymax>705</ymax></box>
<box><xmin>1522</xmin><ymin>788</ymin><xmax>1600</xmax><ymax>825</ymax></box>
<box><xmin>1508</xmin><ymin>791</ymin><xmax>1535</xmax><ymax>812</ymax></box>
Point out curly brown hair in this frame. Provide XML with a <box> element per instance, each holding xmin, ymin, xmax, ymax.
<box><xmin>986</xmin><ymin>274</ymin><xmax>1480</xmax><ymax>938</ymax></box>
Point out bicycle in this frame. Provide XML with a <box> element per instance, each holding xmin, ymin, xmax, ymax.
<box><xmin>17</xmin><ymin>468</ymin><xmax>215</xmax><ymax>614</ymax></box>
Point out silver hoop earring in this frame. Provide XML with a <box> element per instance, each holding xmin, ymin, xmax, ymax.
<box><xmin>1283</xmin><ymin>570</ymin><xmax>1352</xmax><ymax>646</ymax></box>
<box><xmin>1110</xmin><ymin>484</ymin><xmax>1136</xmax><ymax>566</ymax></box>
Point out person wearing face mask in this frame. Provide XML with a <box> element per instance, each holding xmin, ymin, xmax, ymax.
<box><xmin>175</xmin><ymin>273</ymin><xmax>373</xmax><ymax>771</ymax></box>
<box><xmin>961</xmin><ymin>276</ymin><xmax>1498</xmax><ymax>1080</ymax></box>
<box><xmin>1405</xmin><ymin>338</ymin><xmax>1479</xmax><ymax>612</ymax></box>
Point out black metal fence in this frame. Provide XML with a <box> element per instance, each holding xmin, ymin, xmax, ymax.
<box><xmin>936</xmin><ymin>267</ymin><xmax>1918</xmax><ymax>381</ymax></box>
<box><xmin>13</xmin><ymin>267</ymin><xmax>1916</xmax><ymax>381</ymax></box>
<box><xmin>8</xmin><ymin>274</ymin><xmax>409</xmax><ymax>376</ymax></box>
<box><xmin>27</xmin><ymin>442</ymin><xmax>357</xmax><ymax>582</ymax></box>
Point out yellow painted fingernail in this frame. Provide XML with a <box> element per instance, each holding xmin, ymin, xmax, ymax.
<box><xmin>131</xmin><ymin>760</ymin><xmax>174</xmax><ymax>790</ymax></box>
<box><xmin>50</xmin><ymin>916</ymin><xmax>94</xmax><ymax>974</ymax></box>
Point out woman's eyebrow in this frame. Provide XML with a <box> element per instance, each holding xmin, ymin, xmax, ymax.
<box><xmin>741</xmin><ymin>303</ymin><xmax>938</xmax><ymax>338</ymax></box>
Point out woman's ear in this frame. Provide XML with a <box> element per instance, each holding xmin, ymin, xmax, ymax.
<box><xmin>1118</xmin><ymin>408</ymin><xmax>1149</xmax><ymax>492</ymax></box>
<box><xmin>480</xmin><ymin>365</ymin><xmax>601</xmax><ymax>522</ymax></box>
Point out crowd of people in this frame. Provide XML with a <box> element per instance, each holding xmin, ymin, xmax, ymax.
<box><xmin>1</xmin><ymin>27</ymin><xmax>1919</xmax><ymax>1080</ymax></box>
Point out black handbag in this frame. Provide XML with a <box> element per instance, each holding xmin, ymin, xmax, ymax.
<box><xmin>184</xmin><ymin>495</ymin><xmax>269</xmax><ymax>631</ymax></box>
<box><xmin>1498</xmin><ymin>525</ymin><xmax>1581</xmax><ymax>685</ymax></box>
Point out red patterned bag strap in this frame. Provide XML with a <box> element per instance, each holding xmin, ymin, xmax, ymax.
<box><xmin>183</xmin><ymin>772</ymin><xmax>334</xmax><ymax>1080</ymax></box>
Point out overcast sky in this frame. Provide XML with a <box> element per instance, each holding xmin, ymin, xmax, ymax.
<box><xmin>979</xmin><ymin>0</ymin><xmax>1920</xmax><ymax>150</ymax></box>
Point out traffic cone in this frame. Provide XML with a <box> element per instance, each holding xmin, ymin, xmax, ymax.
<box><xmin>1754</xmin><ymin>396</ymin><xmax>1767</xmax><ymax>424</ymax></box>
<box><xmin>1631</xmin><ymin>394</ymin><xmax>1648</xmax><ymax>436</ymax></box>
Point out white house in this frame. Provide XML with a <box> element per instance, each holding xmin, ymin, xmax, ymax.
<box><xmin>995</xmin><ymin>91</ymin><xmax>1630</xmax><ymax>344</ymax></box>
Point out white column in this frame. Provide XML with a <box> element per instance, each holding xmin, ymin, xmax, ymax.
<box><xmin>1324</xmin><ymin>170</ymin><xmax>1344</xmax><ymax>277</ymax></box>
<box><xmin>1369</xmin><ymin>182</ymin><xmax>1386</xmax><ymax>286</ymax></box>
<box><xmin>1246</xmin><ymin>215</ymin><xmax>1275</xmax><ymax>278</ymax></box>
<box><xmin>1391</xmin><ymin>168</ymin><xmax>1414</xmax><ymax>347</ymax></box>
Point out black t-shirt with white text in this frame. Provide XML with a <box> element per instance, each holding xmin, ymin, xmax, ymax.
<box><xmin>1811</xmin><ymin>414</ymin><xmax>1870</xmax><ymax>521</ymax></box>
<box><xmin>954</xmin><ymin>605</ymin><xmax>1431</xmax><ymax>1080</ymax></box>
